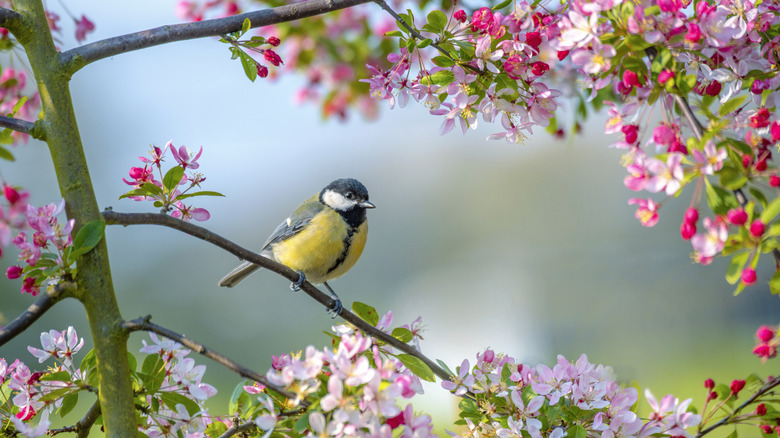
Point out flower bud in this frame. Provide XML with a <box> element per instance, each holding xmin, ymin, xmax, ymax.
<box><xmin>483</xmin><ymin>349</ymin><xmax>495</xmax><ymax>363</ymax></box>
<box><xmin>704</xmin><ymin>378</ymin><xmax>715</xmax><ymax>390</ymax></box>
<box><xmin>730</xmin><ymin>379</ymin><xmax>746</xmax><ymax>396</ymax></box>
<box><xmin>756</xmin><ymin>159</ymin><xmax>768</xmax><ymax>172</ymax></box>
<box><xmin>453</xmin><ymin>9</ymin><xmax>467</xmax><ymax>22</ymax></box>
<box><xmin>257</xmin><ymin>65</ymin><xmax>269</xmax><ymax>78</ymax></box>
<box><xmin>3</xmin><ymin>184</ymin><xmax>19</xmax><ymax>204</ymax></box>
<box><xmin>760</xmin><ymin>425</ymin><xmax>773</xmax><ymax>434</ymax></box>
<box><xmin>757</xmin><ymin>403</ymin><xmax>767</xmax><ymax>416</ymax></box>
<box><xmin>680</xmin><ymin>221</ymin><xmax>696</xmax><ymax>240</ymax></box>
<box><xmin>6</xmin><ymin>265</ymin><xmax>22</xmax><ymax>279</ymax></box>
<box><xmin>267</xmin><ymin>36</ymin><xmax>281</xmax><ymax>47</ymax></box>
<box><xmin>771</xmin><ymin>121</ymin><xmax>780</xmax><ymax>142</ymax></box>
<box><xmin>658</xmin><ymin>69</ymin><xmax>674</xmax><ymax>85</ymax></box>
<box><xmin>622</xmin><ymin>124</ymin><xmax>639</xmax><ymax>144</ymax></box>
<box><xmin>525</xmin><ymin>31</ymin><xmax>542</xmax><ymax>47</ymax></box>
<box><xmin>684</xmin><ymin>207</ymin><xmax>699</xmax><ymax>224</ymax></box>
<box><xmin>727</xmin><ymin>208</ymin><xmax>748</xmax><ymax>226</ymax></box>
<box><xmin>741</xmin><ymin>267</ymin><xmax>757</xmax><ymax>286</ymax></box>
<box><xmin>750</xmin><ymin>219</ymin><xmax>766</xmax><ymax>238</ymax></box>
<box><xmin>757</xmin><ymin>325</ymin><xmax>776</xmax><ymax>343</ymax></box>
<box><xmin>770</xmin><ymin>175</ymin><xmax>780</xmax><ymax>187</ymax></box>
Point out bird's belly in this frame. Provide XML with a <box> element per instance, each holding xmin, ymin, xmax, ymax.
<box><xmin>271</xmin><ymin>213</ymin><xmax>367</xmax><ymax>284</ymax></box>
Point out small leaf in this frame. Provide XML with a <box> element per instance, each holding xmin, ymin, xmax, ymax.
<box><xmin>80</xmin><ymin>348</ymin><xmax>97</xmax><ymax>374</ymax></box>
<box><xmin>397</xmin><ymin>354</ymin><xmax>436</xmax><ymax>382</ymax></box>
<box><xmin>163</xmin><ymin>166</ymin><xmax>185</xmax><ymax>192</ymax></box>
<box><xmin>567</xmin><ymin>424</ymin><xmax>587</xmax><ymax>438</ymax></box>
<box><xmin>352</xmin><ymin>301</ymin><xmax>379</xmax><ymax>326</ymax></box>
<box><xmin>761</xmin><ymin>196</ymin><xmax>780</xmax><ymax>223</ymax></box>
<box><xmin>60</xmin><ymin>392</ymin><xmax>79</xmax><ymax>417</ymax></box>
<box><xmin>160</xmin><ymin>392</ymin><xmax>200</xmax><ymax>417</ymax></box>
<box><xmin>420</xmin><ymin>70</ymin><xmax>455</xmax><ymax>86</ymax></box>
<box><xmin>39</xmin><ymin>387</ymin><xmax>72</xmax><ymax>402</ymax></box>
<box><xmin>205</xmin><ymin>422</ymin><xmax>228</xmax><ymax>437</ymax></box>
<box><xmin>719</xmin><ymin>95</ymin><xmax>747</xmax><ymax>117</ymax></box>
<box><xmin>458</xmin><ymin>398</ymin><xmax>479</xmax><ymax>414</ymax></box>
<box><xmin>241</xmin><ymin>17</ymin><xmax>251</xmax><ymax>35</ymax></box>
<box><xmin>750</xmin><ymin>188</ymin><xmax>768</xmax><ymax>209</ymax></box>
<box><xmin>39</xmin><ymin>371</ymin><xmax>72</xmax><ymax>382</ymax></box>
<box><xmin>436</xmin><ymin>359</ymin><xmax>455</xmax><ymax>376</ymax></box>
<box><xmin>426</xmin><ymin>10</ymin><xmax>448</xmax><ymax>31</ymax></box>
<box><xmin>725</xmin><ymin>251</ymin><xmax>750</xmax><ymax>285</ymax></box>
<box><xmin>294</xmin><ymin>413</ymin><xmax>311</xmax><ymax>434</ymax></box>
<box><xmin>174</xmin><ymin>191</ymin><xmax>226</xmax><ymax>201</ymax></box>
<box><xmin>432</xmin><ymin>55</ymin><xmax>456</xmax><ymax>68</ymax></box>
<box><xmin>718</xmin><ymin>166</ymin><xmax>747</xmax><ymax>190</ymax></box>
<box><xmin>239</xmin><ymin>51</ymin><xmax>258</xmax><ymax>82</ymax></box>
<box><xmin>10</xmin><ymin>96</ymin><xmax>27</xmax><ymax>116</ymax></box>
<box><xmin>70</xmin><ymin>220</ymin><xmax>106</xmax><ymax>259</ymax></box>
<box><xmin>0</xmin><ymin>145</ymin><xmax>15</xmax><ymax>161</ymax></box>
<box><xmin>705</xmin><ymin>179</ymin><xmax>739</xmax><ymax>215</ymax></box>
<box><xmin>391</xmin><ymin>327</ymin><xmax>413</xmax><ymax>343</ymax></box>
<box><xmin>492</xmin><ymin>0</ymin><xmax>513</xmax><ymax>9</ymax></box>
<box><xmin>771</xmin><ymin>269</ymin><xmax>780</xmax><ymax>295</ymax></box>
<box><xmin>229</xmin><ymin>380</ymin><xmax>252</xmax><ymax>415</ymax></box>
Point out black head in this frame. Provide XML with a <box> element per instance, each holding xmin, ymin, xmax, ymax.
<box><xmin>320</xmin><ymin>178</ymin><xmax>375</xmax><ymax>212</ymax></box>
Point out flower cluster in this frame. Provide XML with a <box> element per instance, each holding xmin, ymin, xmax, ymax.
<box><xmin>219</xmin><ymin>19</ymin><xmax>284</xmax><ymax>81</ymax></box>
<box><xmin>443</xmin><ymin>350</ymin><xmax>701</xmax><ymax>438</ymax></box>
<box><xmin>0</xmin><ymin>327</ymin><xmax>86</xmax><ymax>437</ymax></box>
<box><xmin>0</xmin><ymin>67</ymin><xmax>41</xmax><ymax>145</ymax></box>
<box><xmin>0</xmin><ymin>183</ymin><xmax>29</xmax><ymax>253</ymax></box>
<box><xmin>121</xmin><ymin>141</ymin><xmax>223</xmax><ymax>221</ymax></box>
<box><xmin>753</xmin><ymin>324</ymin><xmax>779</xmax><ymax>362</ymax></box>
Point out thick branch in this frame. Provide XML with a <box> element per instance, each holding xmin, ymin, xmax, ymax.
<box><xmin>0</xmin><ymin>282</ymin><xmax>73</xmax><ymax>347</ymax></box>
<box><xmin>218</xmin><ymin>420</ymin><xmax>258</xmax><ymax>438</ymax></box>
<box><xmin>0</xmin><ymin>7</ymin><xmax>23</xmax><ymax>36</ymax></box>
<box><xmin>697</xmin><ymin>375</ymin><xmax>780</xmax><ymax>437</ymax></box>
<box><xmin>123</xmin><ymin>315</ymin><xmax>298</xmax><ymax>402</ymax></box>
<box><xmin>59</xmin><ymin>0</ymin><xmax>371</xmax><ymax>74</ymax></box>
<box><xmin>0</xmin><ymin>115</ymin><xmax>42</xmax><ymax>139</ymax></box>
<box><xmin>102</xmin><ymin>211</ymin><xmax>453</xmax><ymax>382</ymax></box>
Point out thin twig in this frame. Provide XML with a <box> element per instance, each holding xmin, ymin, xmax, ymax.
<box><xmin>0</xmin><ymin>282</ymin><xmax>74</xmax><ymax>347</ymax></box>
<box><xmin>218</xmin><ymin>420</ymin><xmax>258</xmax><ymax>438</ymax></box>
<box><xmin>59</xmin><ymin>0</ymin><xmax>372</xmax><ymax>74</ymax></box>
<box><xmin>372</xmin><ymin>0</ymin><xmax>455</xmax><ymax>61</ymax></box>
<box><xmin>102</xmin><ymin>210</ymin><xmax>453</xmax><ymax>382</ymax></box>
<box><xmin>122</xmin><ymin>315</ymin><xmax>299</xmax><ymax>402</ymax></box>
<box><xmin>697</xmin><ymin>376</ymin><xmax>780</xmax><ymax>437</ymax></box>
<box><xmin>0</xmin><ymin>115</ymin><xmax>38</xmax><ymax>137</ymax></box>
<box><xmin>48</xmin><ymin>401</ymin><xmax>102</xmax><ymax>437</ymax></box>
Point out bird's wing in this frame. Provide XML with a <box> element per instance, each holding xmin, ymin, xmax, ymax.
<box><xmin>260</xmin><ymin>195</ymin><xmax>324</xmax><ymax>251</ymax></box>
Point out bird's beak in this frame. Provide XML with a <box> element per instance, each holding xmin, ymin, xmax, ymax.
<box><xmin>361</xmin><ymin>201</ymin><xmax>376</xmax><ymax>209</ymax></box>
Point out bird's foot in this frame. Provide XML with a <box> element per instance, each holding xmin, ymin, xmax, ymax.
<box><xmin>290</xmin><ymin>271</ymin><xmax>305</xmax><ymax>291</ymax></box>
<box><xmin>327</xmin><ymin>299</ymin><xmax>343</xmax><ymax>318</ymax></box>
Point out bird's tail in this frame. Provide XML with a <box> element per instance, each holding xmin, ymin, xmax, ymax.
<box><xmin>218</xmin><ymin>262</ymin><xmax>261</xmax><ymax>288</ymax></box>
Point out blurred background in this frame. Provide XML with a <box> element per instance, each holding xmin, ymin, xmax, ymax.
<box><xmin>0</xmin><ymin>0</ymin><xmax>778</xmax><ymax>433</ymax></box>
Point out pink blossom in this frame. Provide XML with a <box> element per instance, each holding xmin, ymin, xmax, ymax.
<box><xmin>628</xmin><ymin>198</ymin><xmax>659</xmax><ymax>227</ymax></box>
<box><xmin>645</xmin><ymin>153</ymin><xmax>684</xmax><ymax>195</ymax></box>
<box><xmin>624</xmin><ymin>158</ymin><xmax>649</xmax><ymax>192</ymax></box>
<box><xmin>691</xmin><ymin>217</ymin><xmax>728</xmax><ymax>262</ymax></box>
<box><xmin>726</xmin><ymin>208</ymin><xmax>748</xmax><ymax>226</ymax></box>
<box><xmin>74</xmin><ymin>15</ymin><xmax>95</xmax><ymax>43</ymax></box>
<box><xmin>169</xmin><ymin>142</ymin><xmax>203</xmax><ymax>170</ymax></box>
<box><xmin>692</xmin><ymin>141</ymin><xmax>727</xmax><ymax>174</ymax></box>
<box><xmin>741</xmin><ymin>267</ymin><xmax>757</xmax><ymax>285</ymax></box>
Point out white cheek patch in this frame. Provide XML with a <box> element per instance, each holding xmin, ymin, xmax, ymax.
<box><xmin>322</xmin><ymin>190</ymin><xmax>354</xmax><ymax>211</ymax></box>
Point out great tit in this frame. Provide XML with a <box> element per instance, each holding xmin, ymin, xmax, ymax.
<box><xmin>218</xmin><ymin>178</ymin><xmax>375</xmax><ymax>316</ymax></box>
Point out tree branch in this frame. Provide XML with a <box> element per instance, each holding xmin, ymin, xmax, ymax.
<box><xmin>697</xmin><ymin>375</ymin><xmax>780</xmax><ymax>437</ymax></box>
<box><xmin>218</xmin><ymin>420</ymin><xmax>258</xmax><ymax>438</ymax></box>
<box><xmin>122</xmin><ymin>315</ymin><xmax>299</xmax><ymax>402</ymax></box>
<box><xmin>0</xmin><ymin>115</ymin><xmax>38</xmax><ymax>137</ymax></box>
<box><xmin>0</xmin><ymin>282</ymin><xmax>74</xmax><ymax>347</ymax></box>
<box><xmin>0</xmin><ymin>7</ymin><xmax>23</xmax><ymax>36</ymax></box>
<box><xmin>59</xmin><ymin>0</ymin><xmax>372</xmax><ymax>74</ymax></box>
<box><xmin>49</xmin><ymin>401</ymin><xmax>102</xmax><ymax>437</ymax></box>
<box><xmin>102</xmin><ymin>210</ymin><xmax>454</xmax><ymax>382</ymax></box>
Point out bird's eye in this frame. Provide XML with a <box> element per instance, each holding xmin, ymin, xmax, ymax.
<box><xmin>345</xmin><ymin>192</ymin><xmax>354</xmax><ymax>199</ymax></box>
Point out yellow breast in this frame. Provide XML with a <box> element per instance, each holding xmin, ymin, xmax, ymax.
<box><xmin>271</xmin><ymin>210</ymin><xmax>368</xmax><ymax>284</ymax></box>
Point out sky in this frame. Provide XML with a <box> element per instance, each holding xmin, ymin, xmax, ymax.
<box><xmin>1</xmin><ymin>0</ymin><xmax>779</xmax><ymax>429</ymax></box>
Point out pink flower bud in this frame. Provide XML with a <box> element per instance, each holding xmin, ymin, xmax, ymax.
<box><xmin>771</xmin><ymin>175</ymin><xmax>780</xmax><ymax>187</ymax></box>
<box><xmin>750</xmin><ymin>108</ymin><xmax>771</xmax><ymax>129</ymax></box>
<box><xmin>753</xmin><ymin>343</ymin><xmax>777</xmax><ymax>360</ymax></box>
<box><xmin>622</xmin><ymin>69</ymin><xmax>641</xmax><ymax>87</ymax></box>
<box><xmin>483</xmin><ymin>349</ymin><xmax>495</xmax><ymax>363</ymax></box>
<box><xmin>756</xmin><ymin>403</ymin><xmax>767</xmax><ymax>416</ymax></box>
<box><xmin>757</xmin><ymin>325</ymin><xmax>776</xmax><ymax>342</ymax></box>
<box><xmin>685</xmin><ymin>23</ymin><xmax>702</xmax><ymax>43</ymax></box>
<box><xmin>3</xmin><ymin>184</ymin><xmax>19</xmax><ymax>204</ymax></box>
<box><xmin>750</xmin><ymin>219</ymin><xmax>766</xmax><ymax>237</ymax></box>
<box><xmin>525</xmin><ymin>31</ymin><xmax>542</xmax><ymax>47</ymax></box>
<box><xmin>257</xmin><ymin>65</ymin><xmax>269</xmax><ymax>78</ymax></box>
<box><xmin>730</xmin><ymin>379</ymin><xmax>746</xmax><ymax>396</ymax></box>
<box><xmin>267</xmin><ymin>36</ymin><xmax>281</xmax><ymax>47</ymax></box>
<box><xmin>6</xmin><ymin>265</ymin><xmax>22</xmax><ymax>279</ymax></box>
<box><xmin>705</xmin><ymin>81</ymin><xmax>722</xmax><ymax>97</ymax></box>
<box><xmin>530</xmin><ymin>61</ymin><xmax>549</xmax><ymax>76</ymax></box>
<box><xmin>557</xmin><ymin>50</ymin><xmax>570</xmax><ymax>61</ymax></box>
<box><xmin>727</xmin><ymin>208</ymin><xmax>748</xmax><ymax>226</ymax></box>
<box><xmin>622</xmin><ymin>124</ymin><xmax>639</xmax><ymax>144</ymax></box>
<box><xmin>684</xmin><ymin>208</ymin><xmax>699</xmax><ymax>224</ymax></box>
<box><xmin>386</xmin><ymin>412</ymin><xmax>405</xmax><ymax>429</ymax></box>
<box><xmin>741</xmin><ymin>267</ymin><xmax>757</xmax><ymax>286</ymax></box>
<box><xmin>653</xmin><ymin>124</ymin><xmax>676</xmax><ymax>146</ymax></box>
<box><xmin>760</xmin><ymin>425</ymin><xmax>773</xmax><ymax>434</ymax></box>
<box><xmin>667</xmin><ymin>140</ymin><xmax>688</xmax><ymax>155</ymax></box>
<box><xmin>771</xmin><ymin>121</ymin><xmax>780</xmax><ymax>142</ymax></box>
<box><xmin>756</xmin><ymin>159</ymin><xmax>768</xmax><ymax>171</ymax></box>
<box><xmin>680</xmin><ymin>221</ymin><xmax>696</xmax><ymax>240</ymax></box>
<box><xmin>453</xmin><ymin>9</ymin><xmax>467</xmax><ymax>22</ymax></box>
<box><xmin>704</xmin><ymin>378</ymin><xmax>715</xmax><ymax>390</ymax></box>
<box><xmin>658</xmin><ymin>69</ymin><xmax>674</xmax><ymax>85</ymax></box>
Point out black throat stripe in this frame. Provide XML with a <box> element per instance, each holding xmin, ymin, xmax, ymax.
<box><xmin>326</xmin><ymin>224</ymin><xmax>358</xmax><ymax>275</ymax></box>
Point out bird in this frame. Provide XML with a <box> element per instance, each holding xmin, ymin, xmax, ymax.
<box><xmin>218</xmin><ymin>178</ymin><xmax>375</xmax><ymax>317</ymax></box>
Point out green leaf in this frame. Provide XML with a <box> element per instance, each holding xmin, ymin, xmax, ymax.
<box><xmin>718</xmin><ymin>166</ymin><xmax>747</xmax><ymax>190</ymax></box>
<box><xmin>622</xmin><ymin>56</ymin><xmax>647</xmax><ymax>75</ymax></box>
<box><xmin>160</xmin><ymin>392</ymin><xmax>201</xmax><ymax>417</ymax></box>
<box><xmin>70</xmin><ymin>220</ymin><xmax>106</xmax><ymax>260</ymax></box>
<box><xmin>229</xmin><ymin>380</ymin><xmax>252</xmax><ymax>416</ymax></box>
<box><xmin>241</xmin><ymin>17</ymin><xmax>251</xmax><ymax>35</ymax></box>
<box><xmin>761</xmin><ymin>196</ymin><xmax>780</xmax><ymax>223</ymax></box>
<box><xmin>418</xmin><ymin>38</ymin><xmax>432</xmax><ymax>48</ymax></box>
<box><xmin>750</xmin><ymin>188</ymin><xmax>768</xmax><ymax>209</ymax></box>
<box><xmin>294</xmin><ymin>413</ymin><xmax>311</xmax><ymax>433</ymax></box>
<box><xmin>127</xmin><ymin>352</ymin><xmax>138</xmax><ymax>372</ymax></box>
<box><xmin>426</xmin><ymin>10</ymin><xmax>447</xmax><ymax>31</ymax></box>
<box><xmin>458</xmin><ymin>398</ymin><xmax>479</xmax><ymax>414</ymax></box>
<box><xmin>40</xmin><ymin>371</ymin><xmax>72</xmax><ymax>382</ymax></box>
<box><xmin>420</xmin><ymin>70</ymin><xmax>456</xmax><ymax>86</ymax></box>
<box><xmin>39</xmin><ymin>387</ymin><xmax>72</xmax><ymax>402</ymax></box>
<box><xmin>60</xmin><ymin>392</ymin><xmax>79</xmax><ymax>417</ymax></box>
<box><xmin>384</xmin><ymin>30</ymin><xmax>403</xmax><ymax>37</ymax></box>
<box><xmin>718</xmin><ymin>95</ymin><xmax>747</xmax><ymax>117</ymax></box>
<box><xmin>492</xmin><ymin>0</ymin><xmax>513</xmax><ymax>9</ymax></box>
<box><xmin>725</xmin><ymin>252</ymin><xmax>750</xmax><ymax>284</ymax></box>
<box><xmin>436</xmin><ymin>359</ymin><xmax>455</xmax><ymax>376</ymax></box>
<box><xmin>173</xmin><ymin>190</ymin><xmax>226</xmax><ymax>201</ymax></box>
<box><xmin>567</xmin><ymin>424</ymin><xmax>587</xmax><ymax>438</ymax></box>
<box><xmin>391</xmin><ymin>327</ymin><xmax>414</xmax><ymax>343</ymax></box>
<box><xmin>397</xmin><ymin>354</ymin><xmax>436</xmax><ymax>382</ymax></box>
<box><xmin>239</xmin><ymin>51</ymin><xmax>258</xmax><ymax>82</ymax></box>
<box><xmin>432</xmin><ymin>55</ymin><xmax>456</xmax><ymax>68</ymax></box>
<box><xmin>142</xmin><ymin>353</ymin><xmax>162</xmax><ymax>375</ymax></box>
<box><xmin>163</xmin><ymin>166</ymin><xmax>185</xmax><ymax>192</ymax></box>
<box><xmin>0</xmin><ymin>145</ymin><xmax>15</xmax><ymax>161</ymax></box>
<box><xmin>625</xmin><ymin>34</ymin><xmax>651</xmax><ymax>50</ymax></box>
<box><xmin>771</xmin><ymin>269</ymin><xmax>780</xmax><ymax>295</ymax></box>
<box><xmin>80</xmin><ymin>348</ymin><xmax>97</xmax><ymax>374</ymax></box>
<box><xmin>205</xmin><ymin>422</ymin><xmax>228</xmax><ymax>437</ymax></box>
<box><xmin>352</xmin><ymin>301</ymin><xmax>379</xmax><ymax>326</ymax></box>
<box><xmin>119</xmin><ymin>182</ymin><xmax>164</xmax><ymax>200</ymax></box>
<box><xmin>705</xmin><ymin>179</ymin><xmax>739</xmax><ymax>215</ymax></box>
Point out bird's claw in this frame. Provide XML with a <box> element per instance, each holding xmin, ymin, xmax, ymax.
<box><xmin>290</xmin><ymin>271</ymin><xmax>305</xmax><ymax>291</ymax></box>
<box><xmin>327</xmin><ymin>299</ymin><xmax>343</xmax><ymax>318</ymax></box>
